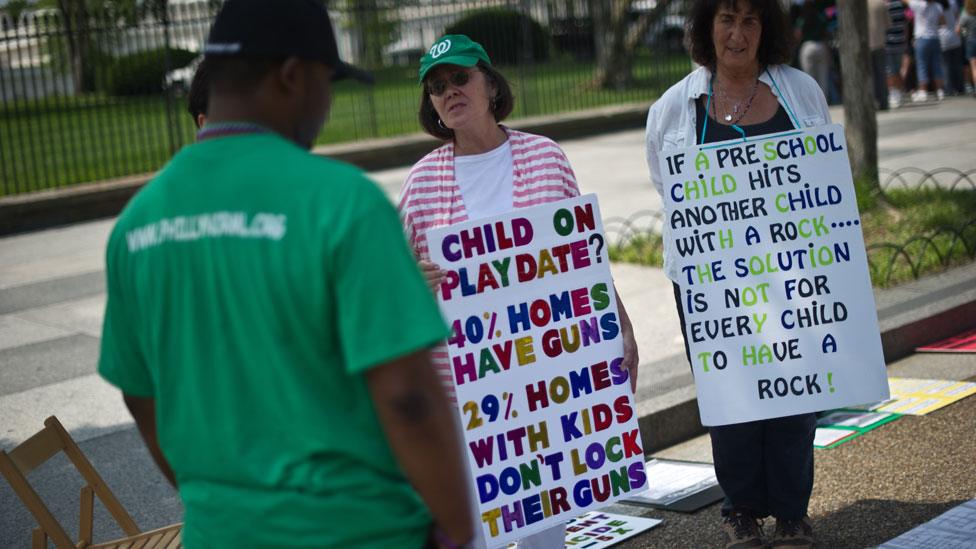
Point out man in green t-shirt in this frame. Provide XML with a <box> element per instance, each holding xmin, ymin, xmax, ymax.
<box><xmin>98</xmin><ymin>1</ymin><xmax>474</xmax><ymax>547</ymax></box>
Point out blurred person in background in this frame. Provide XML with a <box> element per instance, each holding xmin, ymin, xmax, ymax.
<box><xmin>870</xmin><ymin>0</ymin><xmax>893</xmax><ymax>109</ymax></box>
<box><xmin>959</xmin><ymin>0</ymin><xmax>976</xmax><ymax>95</ymax></box>
<box><xmin>886</xmin><ymin>0</ymin><xmax>910</xmax><ymax>106</ymax></box>
<box><xmin>909</xmin><ymin>0</ymin><xmax>947</xmax><ymax>101</ymax></box>
<box><xmin>938</xmin><ymin>0</ymin><xmax>966</xmax><ymax>94</ymax></box>
<box><xmin>795</xmin><ymin>0</ymin><xmax>831</xmax><ymax>97</ymax></box>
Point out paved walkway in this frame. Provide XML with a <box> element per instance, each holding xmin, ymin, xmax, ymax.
<box><xmin>1</xmin><ymin>97</ymin><xmax>974</xmax><ymax>546</ymax></box>
<box><xmin>613</xmin><ymin>351</ymin><xmax>976</xmax><ymax>548</ymax></box>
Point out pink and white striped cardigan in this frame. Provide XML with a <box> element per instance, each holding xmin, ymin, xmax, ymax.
<box><xmin>397</xmin><ymin>128</ymin><xmax>581</xmax><ymax>400</ymax></box>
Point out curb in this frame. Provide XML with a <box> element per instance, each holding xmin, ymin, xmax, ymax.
<box><xmin>0</xmin><ymin>103</ymin><xmax>649</xmax><ymax>236</ymax></box>
<box><xmin>880</xmin><ymin>301</ymin><xmax>976</xmax><ymax>363</ymax></box>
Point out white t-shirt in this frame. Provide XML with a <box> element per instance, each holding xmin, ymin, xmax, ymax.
<box><xmin>910</xmin><ymin>0</ymin><xmax>944</xmax><ymax>39</ymax></box>
<box><xmin>454</xmin><ymin>139</ymin><xmax>514</xmax><ymax>220</ymax></box>
<box><xmin>938</xmin><ymin>0</ymin><xmax>962</xmax><ymax>50</ymax></box>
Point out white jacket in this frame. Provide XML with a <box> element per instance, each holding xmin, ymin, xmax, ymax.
<box><xmin>644</xmin><ymin>64</ymin><xmax>831</xmax><ymax>281</ymax></box>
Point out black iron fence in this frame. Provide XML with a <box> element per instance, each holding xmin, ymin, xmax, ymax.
<box><xmin>866</xmin><ymin>220</ymin><xmax>976</xmax><ymax>287</ymax></box>
<box><xmin>877</xmin><ymin>167</ymin><xmax>976</xmax><ymax>196</ymax></box>
<box><xmin>0</xmin><ymin>0</ymin><xmax>692</xmax><ymax>196</ymax></box>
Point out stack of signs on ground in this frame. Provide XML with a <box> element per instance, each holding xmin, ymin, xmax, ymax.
<box><xmin>878</xmin><ymin>499</ymin><xmax>976</xmax><ymax>548</ymax></box>
<box><xmin>428</xmin><ymin>195</ymin><xmax>647</xmax><ymax>546</ymax></box>
<box><xmin>564</xmin><ymin>512</ymin><xmax>662</xmax><ymax>548</ymax></box>
<box><xmin>622</xmin><ymin>459</ymin><xmax>723</xmax><ymax>511</ymax></box>
<box><xmin>853</xmin><ymin>377</ymin><xmax>976</xmax><ymax>415</ymax></box>
<box><xmin>658</xmin><ymin>124</ymin><xmax>889</xmax><ymax>425</ymax></box>
<box><xmin>813</xmin><ymin>409</ymin><xmax>901</xmax><ymax>449</ymax></box>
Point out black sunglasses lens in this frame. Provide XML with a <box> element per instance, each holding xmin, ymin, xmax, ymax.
<box><xmin>449</xmin><ymin>71</ymin><xmax>470</xmax><ymax>87</ymax></box>
<box><xmin>428</xmin><ymin>70</ymin><xmax>470</xmax><ymax>96</ymax></box>
<box><xmin>429</xmin><ymin>80</ymin><xmax>447</xmax><ymax>96</ymax></box>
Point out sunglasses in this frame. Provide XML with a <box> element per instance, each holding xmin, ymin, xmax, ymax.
<box><xmin>425</xmin><ymin>70</ymin><xmax>472</xmax><ymax>97</ymax></box>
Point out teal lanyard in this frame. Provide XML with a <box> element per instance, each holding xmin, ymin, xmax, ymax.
<box><xmin>700</xmin><ymin>67</ymin><xmax>801</xmax><ymax>145</ymax></box>
<box><xmin>702</xmin><ymin>77</ymin><xmax>746</xmax><ymax>143</ymax></box>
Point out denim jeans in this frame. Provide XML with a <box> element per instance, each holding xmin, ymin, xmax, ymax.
<box><xmin>710</xmin><ymin>413</ymin><xmax>817</xmax><ymax>520</ymax></box>
<box><xmin>915</xmin><ymin>37</ymin><xmax>944</xmax><ymax>84</ymax></box>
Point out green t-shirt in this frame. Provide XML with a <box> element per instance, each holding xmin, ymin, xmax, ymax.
<box><xmin>99</xmin><ymin>133</ymin><xmax>449</xmax><ymax>548</ymax></box>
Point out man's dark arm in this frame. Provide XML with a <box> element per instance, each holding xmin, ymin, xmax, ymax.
<box><xmin>365</xmin><ymin>349</ymin><xmax>474</xmax><ymax>547</ymax></box>
<box><xmin>122</xmin><ymin>394</ymin><xmax>177</xmax><ymax>488</ymax></box>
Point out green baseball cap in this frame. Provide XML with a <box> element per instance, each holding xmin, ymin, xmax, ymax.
<box><xmin>418</xmin><ymin>34</ymin><xmax>491</xmax><ymax>83</ymax></box>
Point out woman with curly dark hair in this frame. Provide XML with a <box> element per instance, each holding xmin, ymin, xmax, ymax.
<box><xmin>645</xmin><ymin>1</ymin><xmax>831</xmax><ymax>548</ymax></box>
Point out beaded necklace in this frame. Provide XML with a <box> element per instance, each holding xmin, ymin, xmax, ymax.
<box><xmin>715</xmin><ymin>76</ymin><xmax>760</xmax><ymax>124</ymax></box>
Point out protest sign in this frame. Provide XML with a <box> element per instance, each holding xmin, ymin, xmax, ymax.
<box><xmin>564</xmin><ymin>512</ymin><xmax>662</xmax><ymax>547</ymax></box>
<box><xmin>813</xmin><ymin>410</ymin><xmax>900</xmax><ymax>448</ymax></box>
<box><xmin>812</xmin><ymin>427</ymin><xmax>857</xmax><ymax>448</ymax></box>
<box><xmin>659</xmin><ymin>124</ymin><xmax>889</xmax><ymax>425</ymax></box>
<box><xmin>854</xmin><ymin>377</ymin><xmax>976</xmax><ymax>415</ymax></box>
<box><xmin>428</xmin><ymin>195</ymin><xmax>647</xmax><ymax>545</ymax></box>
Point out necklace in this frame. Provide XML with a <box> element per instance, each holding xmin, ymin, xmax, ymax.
<box><xmin>715</xmin><ymin>76</ymin><xmax>759</xmax><ymax>124</ymax></box>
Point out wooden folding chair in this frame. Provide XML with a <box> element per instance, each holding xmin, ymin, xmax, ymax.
<box><xmin>0</xmin><ymin>415</ymin><xmax>182</xmax><ymax>549</ymax></box>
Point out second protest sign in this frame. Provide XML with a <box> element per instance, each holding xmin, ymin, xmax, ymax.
<box><xmin>428</xmin><ymin>194</ymin><xmax>647</xmax><ymax>546</ymax></box>
<box><xmin>659</xmin><ymin>124</ymin><xmax>889</xmax><ymax>426</ymax></box>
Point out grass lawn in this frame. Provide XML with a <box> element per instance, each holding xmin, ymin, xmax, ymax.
<box><xmin>608</xmin><ymin>187</ymin><xmax>976</xmax><ymax>288</ymax></box>
<box><xmin>862</xmin><ymin>188</ymin><xmax>976</xmax><ymax>287</ymax></box>
<box><xmin>0</xmin><ymin>53</ymin><xmax>691</xmax><ymax>196</ymax></box>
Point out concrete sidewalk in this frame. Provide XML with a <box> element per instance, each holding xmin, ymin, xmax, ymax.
<box><xmin>1</xmin><ymin>97</ymin><xmax>975</xmax><ymax>547</ymax></box>
<box><xmin>614</xmin><ymin>350</ymin><xmax>976</xmax><ymax>548</ymax></box>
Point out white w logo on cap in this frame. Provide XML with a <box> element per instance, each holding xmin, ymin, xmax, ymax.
<box><xmin>430</xmin><ymin>39</ymin><xmax>452</xmax><ymax>58</ymax></box>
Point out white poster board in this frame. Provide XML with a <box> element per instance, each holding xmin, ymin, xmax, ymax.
<box><xmin>428</xmin><ymin>195</ymin><xmax>647</xmax><ymax>546</ymax></box>
<box><xmin>564</xmin><ymin>512</ymin><xmax>662</xmax><ymax>548</ymax></box>
<box><xmin>659</xmin><ymin>125</ymin><xmax>889</xmax><ymax>425</ymax></box>
<box><xmin>623</xmin><ymin>459</ymin><xmax>718</xmax><ymax>506</ymax></box>
<box><xmin>879</xmin><ymin>499</ymin><xmax>976</xmax><ymax>548</ymax></box>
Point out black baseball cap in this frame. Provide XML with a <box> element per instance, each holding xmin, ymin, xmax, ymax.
<box><xmin>203</xmin><ymin>0</ymin><xmax>373</xmax><ymax>84</ymax></box>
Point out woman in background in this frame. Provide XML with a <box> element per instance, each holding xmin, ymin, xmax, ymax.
<box><xmin>960</xmin><ymin>0</ymin><xmax>976</xmax><ymax>95</ymax></box>
<box><xmin>938</xmin><ymin>0</ymin><xmax>966</xmax><ymax>94</ymax></box>
<box><xmin>910</xmin><ymin>0</ymin><xmax>948</xmax><ymax>100</ymax></box>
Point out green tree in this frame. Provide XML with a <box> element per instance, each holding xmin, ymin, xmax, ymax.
<box><xmin>38</xmin><ymin>0</ymin><xmax>170</xmax><ymax>93</ymax></box>
<box><xmin>837</xmin><ymin>0</ymin><xmax>881</xmax><ymax>198</ymax></box>
<box><xmin>590</xmin><ymin>0</ymin><xmax>676</xmax><ymax>89</ymax></box>
<box><xmin>339</xmin><ymin>0</ymin><xmax>398</xmax><ymax>68</ymax></box>
<box><xmin>3</xmin><ymin>0</ymin><xmax>33</xmax><ymax>28</ymax></box>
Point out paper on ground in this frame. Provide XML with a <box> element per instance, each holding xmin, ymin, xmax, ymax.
<box><xmin>878</xmin><ymin>499</ymin><xmax>976</xmax><ymax>549</ymax></box>
<box><xmin>622</xmin><ymin>459</ymin><xmax>718</xmax><ymax>506</ymax></box>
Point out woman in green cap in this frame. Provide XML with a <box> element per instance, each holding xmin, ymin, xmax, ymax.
<box><xmin>397</xmin><ymin>34</ymin><xmax>640</xmax><ymax>549</ymax></box>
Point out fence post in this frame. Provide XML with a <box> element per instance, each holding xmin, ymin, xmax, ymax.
<box><xmin>510</xmin><ymin>0</ymin><xmax>528</xmax><ymax>117</ymax></box>
<box><xmin>162</xmin><ymin>4</ymin><xmax>177</xmax><ymax>156</ymax></box>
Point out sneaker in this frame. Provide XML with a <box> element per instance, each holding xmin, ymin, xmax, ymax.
<box><xmin>889</xmin><ymin>89</ymin><xmax>903</xmax><ymax>108</ymax></box>
<box><xmin>912</xmin><ymin>90</ymin><xmax>929</xmax><ymax>103</ymax></box>
<box><xmin>770</xmin><ymin>516</ymin><xmax>814</xmax><ymax>548</ymax></box>
<box><xmin>721</xmin><ymin>509</ymin><xmax>765</xmax><ymax>548</ymax></box>
<box><xmin>936</xmin><ymin>89</ymin><xmax>945</xmax><ymax>101</ymax></box>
